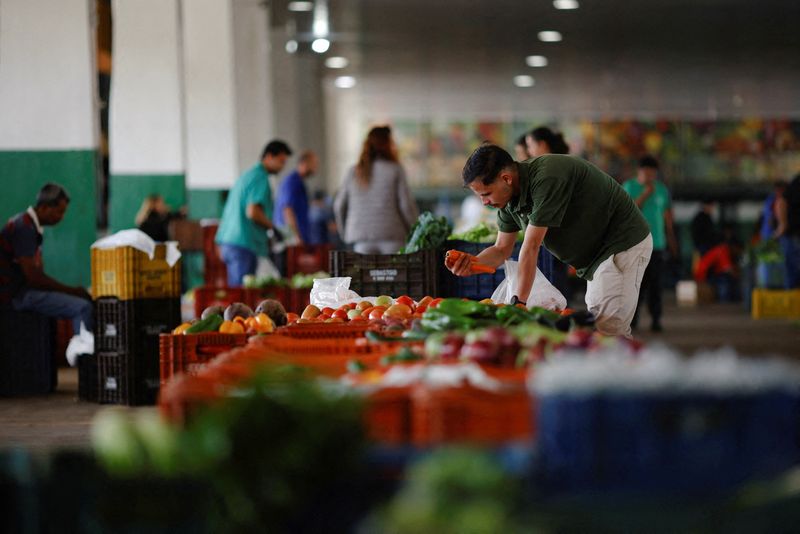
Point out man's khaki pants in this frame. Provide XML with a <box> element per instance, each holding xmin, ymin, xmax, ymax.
<box><xmin>585</xmin><ymin>234</ymin><xmax>653</xmax><ymax>338</ymax></box>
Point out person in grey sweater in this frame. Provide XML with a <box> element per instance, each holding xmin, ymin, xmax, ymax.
<box><xmin>334</xmin><ymin>126</ymin><xmax>419</xmax><ymax>254</ymax></box>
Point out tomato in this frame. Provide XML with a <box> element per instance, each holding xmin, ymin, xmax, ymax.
<box><xmin>326</xmin><ymin>317</ymin><xmax>345</xmax><ymax>323</ymax></box>
<box><xmin>286</xmin><ymin>312</ymin><xmax>300</xmax><ymax>324</ymax></box>
<box><xmin>395</xmin><ymin>295</ymin><xmax>415</xmax><ymax>310</ymax></box>
<box><xmin>319</xmin><ymin>313</ymin><xmax>331</xmax><ymax>321</ymax></box>
<box><xmin>429</xmin><ymin>298</ymin><xmax>444</xmax><ymax>309</ymax></box>
<box><xmin>384</xmin><ymin>303</ymin><xmax>412</xmax><ymax>319</ymax></box>
<box><xmin>415</xmin><ymin>304</ymin><xmax>428</xmax><ymax>315</ymax></box>
<box><xmin>349</xmin><ymin>315</ymin><xmax>367</xmax><ymax>322</ymax></box>
<box><xmin>417</xmin><ymin>296</ymin><xmax>433</xmax><ymax>308</ymax></box>
<box><xmin>360</xmin><ymin>306</ymin><xmax>375</xmax><ymax>318</ymax></box>
<box><xmin>369</xmin><ymin>306</ymin><xmax>387</xmax><ymax>320</ymax></box>
<box><xmin>332</xmin><ymin>309</ymin><xmax>349</xmax><ymax>320</ymax></box>
<box><xmin>321</xmin><ymin>307</ymin><xmax>335</xmax><ymax>316</ymax></box>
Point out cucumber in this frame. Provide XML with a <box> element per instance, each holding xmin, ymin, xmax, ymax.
<box><xmin>185</xmin><ymin>314</ymin><xmax>223</xmax><ymax>334</ymax></box>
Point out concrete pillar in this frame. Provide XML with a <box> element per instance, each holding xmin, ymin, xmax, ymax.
<box><xmin>0</xmin><ymin>0</ymin><xmax>97</xmax><ymax>286</ymax></box>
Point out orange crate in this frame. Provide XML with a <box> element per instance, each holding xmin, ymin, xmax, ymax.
<box><xmin>92</xmin><ymin>244</ymin><xmax>181</xmax><ymax>300</ymax></box>
<box><xmin>364</xmin><ymin>386</ymin><xmax>412</xmax><ymax>445</ymax></box>
<box><xmin>275</xmin><ymin>322</ymin><xmax>371</xmax><ymax>339</ymax></box>
<box><xmin>410</xmin><ymin>383</ymin><xmax>534</xmax><ymax>446</ymax></box>
<box><xmin>159</xmin><ymin>332</ymin><xmax>249</xmax><ymax>384</ymax></box>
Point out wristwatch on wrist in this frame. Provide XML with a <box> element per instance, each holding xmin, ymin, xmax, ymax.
<box><xmin>510</xmin><ymin>295</ymin><xmax>527</xmax><ymax>306</ymax></box>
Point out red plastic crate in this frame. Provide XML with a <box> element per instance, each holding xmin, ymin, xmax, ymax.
<box><xmin>193</xmin><ymin>287</ymin><xmax>245</xmax><ymax>320</ymax></box>
<box><xmin>286</xmin><ymin>287</ymin><xmax>311</xmax><ymax>314</ymax></box>
<box><xmin>202</xmin><ymin>222</ymin><xmax>227</xmax><ymax>287</ymax></box>
<box><xmin>159</xmin><ymin>332</ymin><xmax>249</xmax><ymax>384</ymax></box>
<box><xmin>364</xmin><ymin>386</ymin><xmax>413</xmax><ymax>445</ymax></box>
<box><xmin>286</xmin><ymin>244</ymin><xmax>330</xmax><ymax>276</ymax></box>
<box><xmin>275</xmin><ymin>322</ymin><xmax>371</xmax><ymax>339</ymax></box>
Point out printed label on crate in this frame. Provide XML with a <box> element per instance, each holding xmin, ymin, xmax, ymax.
<box><xmin>104</xmin><ymin>324</ymin><xmax>118</xmax><ymax>337</ymax></box>
<box><xmin>144</xmin><ymin>378</ymin><xmax>160</xmax><ymax>389</ymax></box>
<box><xmin>104</xmin><ymin>377</ymin><xmax>118</xmax><ymax>390</ymax></box>
<box><xmin>102</xmin><ymin>271</ymin><xmax>116</xmax><ymax>284</ymax></box>
<box><xmin>369</xmin><ymin>268</ymin><xmax>399</xmax><ymax>282</ymax></box>
<box><xmin>143</xmin><ymin>325</ymin><xmax>168</xmax><ymax>335</ymax></box>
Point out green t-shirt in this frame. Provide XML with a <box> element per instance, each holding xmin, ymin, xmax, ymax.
<box><xmin>621</xmin><ymin>179</ymin><xmax>670</xmax><ymax>251</ymax></box>
<box><xmin>497</xmin><ymin>155</ymin><xmax>650</xmax><ymax>280</ymax></box>
<box><xmin>215</xmin><ymin>163</ymin><xmax>273</xmax><ymax>255</ymax></box>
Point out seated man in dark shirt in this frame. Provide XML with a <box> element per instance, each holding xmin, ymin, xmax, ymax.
<box><xmin>0</xmin><ymin>183</ymin><xmax>93</xmax><ymax>333</ymax></box>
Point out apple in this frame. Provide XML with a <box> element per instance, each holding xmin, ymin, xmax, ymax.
<box><xmin>347</xmin><ymin>309</ymin><xmax>362</xmax><ymax>320</ymax></box>
<box><xmin>357</xmin><ymin>300</ymin><xmax>373</xmax><ymax>311</ymax></box>
<box><xmin>301</xmin><ymin>305</ymin><xmax>321</xmax><ymax>319</ymax></box>
<box><xmin>384</xmin><ymin>303</ymin><xmax>412</xmax><ymax>320</ymax></box>
<box><xmin>369</xmin><ymin>306</ymin><xmax>386</xmax><ymax>320</ymax></box>
<box><xmin>375</xmin><ymin>295</ymin><xmax>393</xmax><ymax>307</ymax></box>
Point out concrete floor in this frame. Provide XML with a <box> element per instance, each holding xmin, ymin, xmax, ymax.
<box><xmin>1</xmin><ymin>298</ymin><xmax>798</xmax><ymax>452</ymax></box>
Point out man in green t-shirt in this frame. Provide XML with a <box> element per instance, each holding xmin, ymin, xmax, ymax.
<box><xmin>216</xmin><ymin>140</ymin><xmax>292</xmax><ymax>286</ymax></box>
<box><xmin>447</xmin><ymin>144</ymin><xmax>652</xmax><ymax>337</ymax></box>
<box><xmin>622</xmin><ymin>156</ymin><xmax>678</xmax><ymax>332</ymax></box>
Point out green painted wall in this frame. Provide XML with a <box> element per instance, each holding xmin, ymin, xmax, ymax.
<box><xmin>108</xmin><ymin>174</ymin><xmax>185</xmax><ymax>233</ymax></box>
<box><xmin>187</xmin><ymin>188</ymin><xmax>226</xmax><ymax>219</ymax></box>
<box><xmin>0</xmin><ymin>150</ymin><xmax>97</xmax><ymax>287</ymax></box>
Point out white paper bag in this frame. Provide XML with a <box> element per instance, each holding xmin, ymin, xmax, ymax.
<box><xmin>491</xmin><ymin>259</ymin><xmax>567</xmax><ymax>310</ymax></box>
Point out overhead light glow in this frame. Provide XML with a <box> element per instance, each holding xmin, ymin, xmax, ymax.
<box><xmin>514</xmin><ymin>75</ymin><xmax>535</xmax><ymax>88</ymax></box>
<box><xmin>288</xmin><ymin>1</ymin><xmax>313</xmax><ymax>11</ymax></box>
<box><xmin>335</xmin><ymin>76</ymin><xmax>356</xmax><ymax>89</ymax></box>
<box><xmin>553</xmin><ymin>0</ymin><xmax>579</xmax><ymax>9</ymax></box>
<box><xmin>526</xmin><ymin>55</ymin><xmax>548</xmax><ymax>67</ymax></box>
<box><xmin>313</xmin><ymin>0</ymin><xmax>329</xmax><ymax>37</ymax></box>
<box><xmin>325</xmin><ymin>56</ymin><xmax>349</xmax><ymax>69</ymax></box>
<box><xmin>285</xmin><ymin>40</ymin><xmax>298</xmax><ymax>54</ymax></box>
<box><xmin>311</xmin><ymin>38</ymin><xmax>330</xmax><ymax>53</ymax></box>
<box><xmin>538</xmin><ymin>31</ymin><xmax>563</xmax><ymax>42</ymax></box>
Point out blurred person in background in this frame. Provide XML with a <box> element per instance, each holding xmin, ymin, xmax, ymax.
<box><xmin>760</xmin><ymin>180</ymin><xmax>787</xmax><ymax>241</ymax></box>
<box><xmin>308</xmin><ymin>191</ymin><xmax>339</xmax><ymax>246</ymax></box>
<box><xmin>525</xmin><ymin>126</ymin><xmax>572</xmax><ymax>304</ymax></box>
<box><xmin>334</xmin><ymin>126</ymin><xmax>418</xmax><ymax>254</ymax></box>
<box><xmin>216</xmin><ymin>139</ymin><xmax>292</xmax><ymax>286</ymax></box>
<box><xmin>691</xmin><ymin>199</ymin><xmax>736</xmax><ymax>294</ymax></box>
<box><xmin>774</xmin><ymin>173</ymin><xmax>800</xmax><ymax>288</ymax></box>
<box><xmin>513</xmin><ymin>134</ymin><xmax>529</xmax><ymax>161</ymax></box>
<box><xmin>134</xmin><ymin>194</ymin><xmax>185</xmax><ymax>242</ymax></box>
<box><xmin>0</xmin><ymin>183</ymin><xmax>93</xmax><ymax>334</ymax></box>
<box><xmin>274</xmin><ymin>150</ymin><xmax>318</xmax><ymax>246</ymax></box>
<box><xmin>622</xmin><ymin>156</ymin><xmax>678</xmax><ymax>332</ymax></box>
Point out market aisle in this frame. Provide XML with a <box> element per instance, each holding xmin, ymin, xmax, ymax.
<box><xmin>0</xmin><ymin>298</ymin><xmax>798</xmax><ymax>451</ymax></box>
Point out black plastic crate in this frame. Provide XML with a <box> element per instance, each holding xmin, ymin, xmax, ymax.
<box><xmin>329</xmin><ymin>249</ymin><xmax>440</xmax><ymax>300</ymax></box>
<box><xmin>440</xmin><ymin>240</ymin><xmax>521</xmax><ymax>301</ymax></box>
<box><xmin>95</xmin><ymin>297</ymin><xmax>181</xmax><ymax>355</ymax></box>
<box><xmin>0</xmin><ymin>307</ymin><xmax>56</xmax><ymax>396</ymax></box>
<box><xmin>97</xmin><ymin>351</ymin><xmax>160</xmax><ymax>406</ymax></box>
<box><xmin>77</xmin><ymin>353</ymin><xmax>98</xmax><ymax>402</ymax></box>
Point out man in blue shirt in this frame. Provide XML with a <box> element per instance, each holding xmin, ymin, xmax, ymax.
<box><xmin>215</xmin><ymin>140</ymin><xmax>292</xmax><ymax>286</ymax></box>
<box><xmin>275</xmin><ymin>150</ymin><xmax>318</xmax><ymax>245</ymax></box>
<box><xmin>0</xmin><ymin>183</ymin><xmax>93</xmax><ymax>333</ymax></box>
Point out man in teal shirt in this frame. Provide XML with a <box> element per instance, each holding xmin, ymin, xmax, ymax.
<box><xmin>216</xmin><ymin>140</ymin><xmax>292</xmax><ymax>286</ymax></box>
<box><xmin>622</xmin><ymin>156</ymin><xmax>678</xmax><ymax>332</ymax></box>
<box><xmin>448</xmin><ymin>144</ymin><xmax>652</xmax><ymax>337</ymax></box>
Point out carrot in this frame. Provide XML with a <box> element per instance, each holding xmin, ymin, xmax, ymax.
<box><xmin>445</xmin><ymin>249</ymin><xmax>496</xmax><ymax>274</ymax></box>
<box><xmin>469</xmin><ymin>263</ymin><xmax>496</xmax><ymax>274</ymax></box>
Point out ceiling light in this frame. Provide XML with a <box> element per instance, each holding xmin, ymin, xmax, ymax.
<box><xmin>288</xmin><ymin>1</ymin><xmax>313</xmax><ymax>11</ymax></box>
<box><xmin>526</xmin><ymin>55</ymin><xmax>548</xmax><ymax>67</ymax></box>
<box><xmin>313</xmin><ymin>0</ymin><xmax>329</xmax><ymax>37</ymax></box>
<box><xmin>335</xmin><ymin>76</ymin><xmax>356</xmax><ymax>89</ymax></box>
<box><xmin>514</xmin><ymin>75</ymin><xmax>535</xmax><ymax>88</ymax></box>
<box><xmin>325</xmin><ymin>56</ymin><xmax>349</xmax><ymax>69</ymax></box>
<box><xmin>285</xmin><ymin>40</ymin><xmax>298</xmax><ymax>54</ymax></box>
<box><xmin>311</xmin><ymin>38</ymin><xmax>330</xmax><ymax>53</ymax></box>
<box><xmin>538</xmin><ymin>31</ymin><xmax>562</xmax><ymax>42</ymax></box>
<box><xmin>553</xmin><ymin>0</ymin><xmax>579</xmax><ymax>9</ymax></box>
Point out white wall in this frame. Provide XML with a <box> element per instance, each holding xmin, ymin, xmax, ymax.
<box><xmin>109</xmin><ymin>0</ymin><xmax>183</xmax><ymax>174</ymax></box>
<box><xmin>0</xmin><ymin>0</ymin><xmax>96</xmax><ymax>149</ymax></box>
<box><xmin>182</xmin><ymin>0</ymin><xmax>238</xmax><ymax>189</ymax></box>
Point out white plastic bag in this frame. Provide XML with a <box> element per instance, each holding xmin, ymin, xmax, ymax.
<box><xmin>310</xmin><ymin>277</ymin><xmax>362</xmax><ymax>309</ymax></box>
<box><xmin>491</xmin><ymin>260</ymin><xmax>567</xmax><ymax>310</ymax></box>
<box><xmin>66</xmin><ymin>321</ymin><xmax>94</xmax><ymax>367</ymax></box>
<box><xmin>91</xmin><ymin>229</ymin><xmax>182</xmax><ymax>267</ymax></box>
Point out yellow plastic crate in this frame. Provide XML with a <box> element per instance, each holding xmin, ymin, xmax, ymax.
<box><xmin>751</xmin><ymin>289</ymin><xmax>800</xmax><ymax>319</ymax></box>
<box><xmin>91</xmin><ymin>244</ymin><xmax>181</xmax><ymax>300</ymax></box>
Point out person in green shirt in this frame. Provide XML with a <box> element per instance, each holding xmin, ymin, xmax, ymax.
<box><xmin>622</xmin><ymin>156</ymin><xmax>678</xmax><ymax>332</ymax></box>
<box><xmin>448</xmin><ymin>144</ymin><xmax>652</xmax><ymax>337</ymax></box>
<box><xmin>216</xmin><ymin>139</ymin><xmax>292</xmax><ymax>286</ymax></box>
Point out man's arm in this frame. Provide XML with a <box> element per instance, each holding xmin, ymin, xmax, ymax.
<box><xmin>774</xmin><ymin>195</ymin><xmax>788</xmax><ymax>238</ymax></box>
<box><xmin>447</xmin><ymin>231</ymin><xmax>517</xmax><ymax>276</ymax></box>
<box><xmin>18</xmin><ymin>257</ymin><xmax>91</xmax><ymax>299</ymax></box>
<box><xmin>514</xmin><ymin>225</ymin><xmax>547</xmax><ymax>303</ymax></box>
<box><xmin>634</xmin><ymin>182</ymin><xmax>655</xmax><ymax>208</ymax></box>
<box><xmin>664</xmin><ymin>208</ymin><xmax>679</xmax><ymax>258</ymax></box>
<box><xmin>245</xmin><ymin>203</ymin><xmax>274</xmax><ymax>230</ymax></box>
<box><xmin>282</xmin><ymin>206</ymin><xmax>305</xmax><ymax>245</ymax></box>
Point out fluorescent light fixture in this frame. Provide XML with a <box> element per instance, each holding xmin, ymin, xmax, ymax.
<box><xmin>335</xmin><ymin>76</ymin><xmax>356</xmax><ymax>88</ymax></box>
<box><xmin>553</xmin><ymin>0</ymin><xmax>579</xmax><ymax>9</ymax></box>
<box><xmin>313</xmin><ymin>0</ymin><xmax>329</xmax><ymax>37</ymax></box>
<box><xmin>514</xmin><ymin>75</ymin><xmax>535</xmax><ymax>88</ymax></box>
<box><xmin>526</xmin><ymin>55</ymin><xmax>548</xmax><ymax>67</ymax></box>
<box><xmin>288</xmin><ymin>1</ymin><xmax>313</xmax><ymax>11</ymax></box>
<box><xmin>311</xmin><ymin>38</ymin><xmax>330</xmax><ymax>53</ymax></box>
<box><xmin>538</xmin><ymin>31</ymin><xmax>562</xmax><ymax>42</ymax></box>
<box><xmin>285</xmin><ymin>40</ymin><xmax>298</xmax><ymax>54</ymax></box>
<box><xmin>325</xmin><ymin>56</ymin><xmax>349</xmax><ymax>69</ymax></box>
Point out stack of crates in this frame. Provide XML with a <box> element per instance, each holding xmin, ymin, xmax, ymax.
<box><xmin>91</xmin><ymin>244</ymin><xmax>182</xmax><ymax>405</ymax></box>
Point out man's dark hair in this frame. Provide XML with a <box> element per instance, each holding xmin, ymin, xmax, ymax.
<box><xmin>529</xmin><ymin>127</ymin><xmax>570</xmax><ymax>155</ymax></box>
<box><xmin>261</xmin><ymin>139</ymin><xmax>293</xmax><ymax>159</ymax></box>
<box><xmin>638</xmin><ymin>155</ymin><xmax>659</xmax><ymax>169</ymax></box>
<box><xmin>462</xmin><ymin>144</ymin><xmax>514</xmax><ymax>186</ymax></box>
<box><xmin>35</xmin><ymin>183</ymin><xmax>70</xmax><ymax>207</ymax></box>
